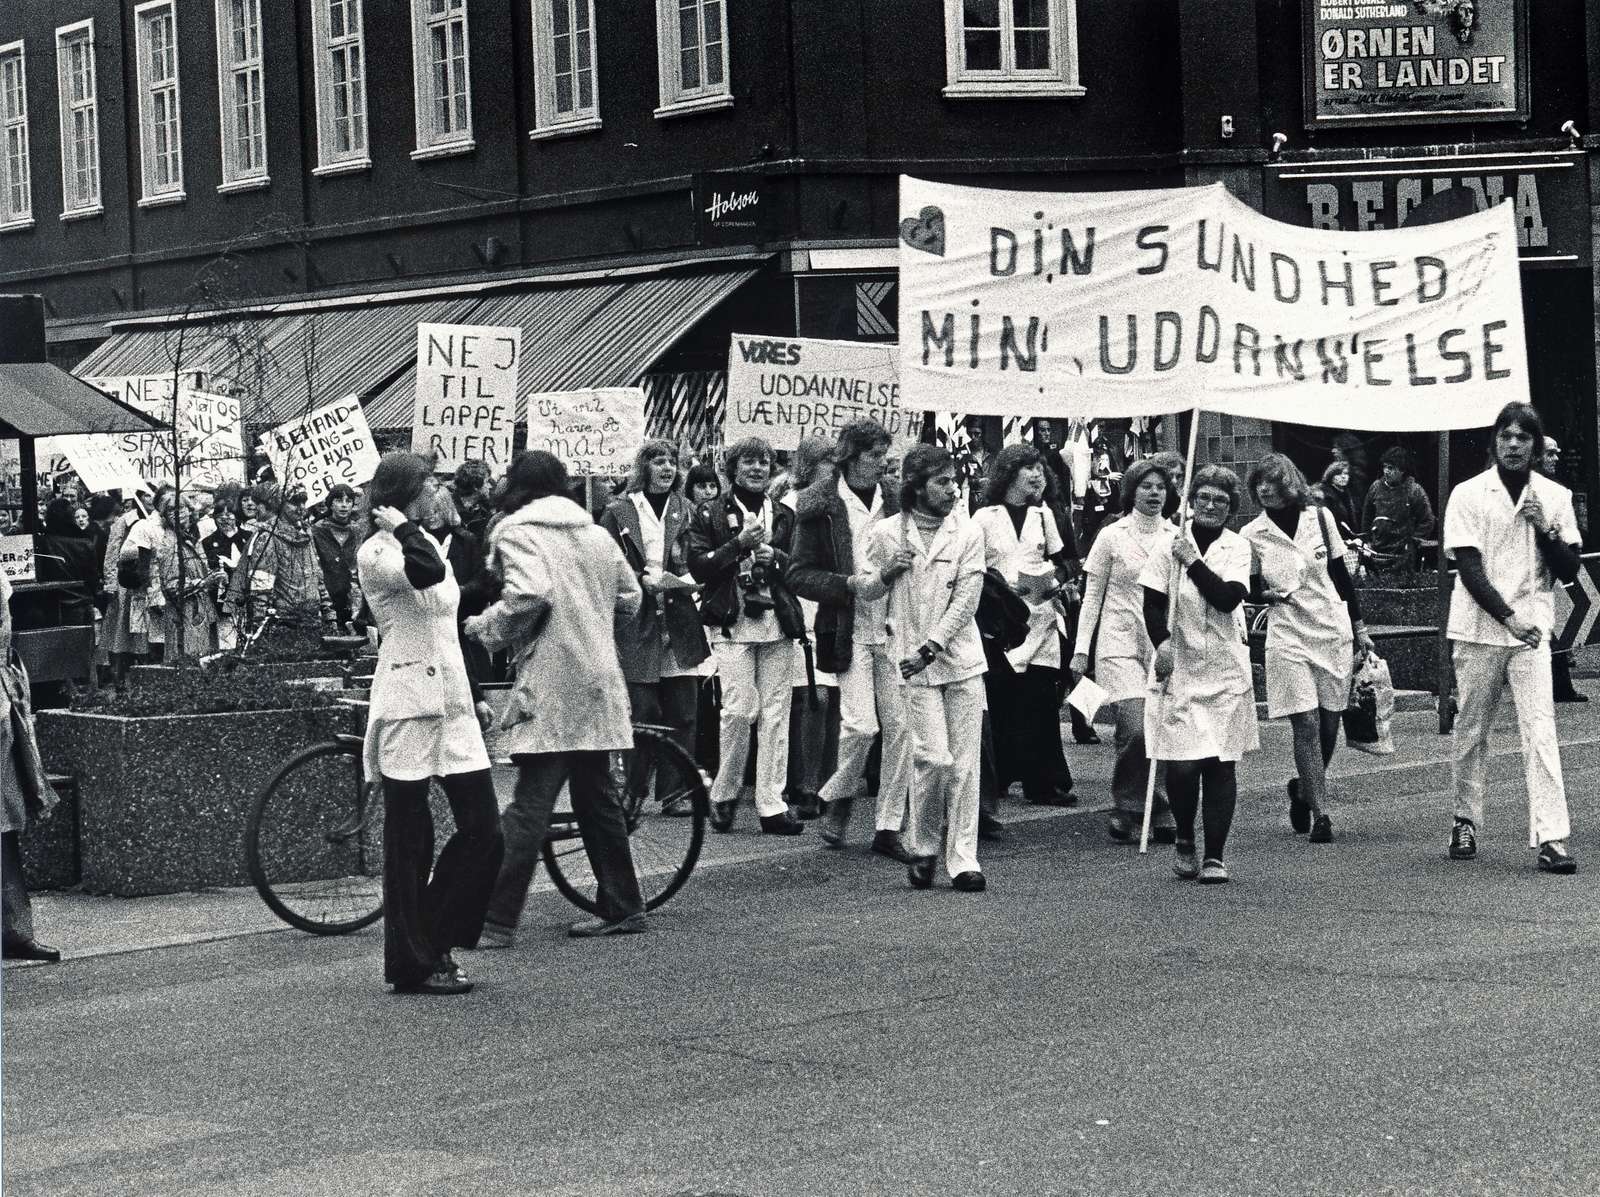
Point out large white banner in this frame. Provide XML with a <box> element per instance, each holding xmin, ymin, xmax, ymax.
<box><xmin>43</xmin><ymin>435</ymin><xmax>145</xmax><ymax>493</ymax></box>
<box><xmin>412</xmin><ymin>323</ymin><xmax>521</xmax><ymax>472</ymax></box>
<box><xmin>725</xmin><ymin>334</ymin><xmax>911</xmax><ymax>449</ymax></box>
<box><xmin>525</xmin><ymin>388</ymin><xmax>646</xmax><ymax>477</ymax></box>
<box><xmin>898</xmin><ymin>177</ymin><xmax>1528</xmax><ymax>429</ymax></box>
<box><xmin>82</xmin><ymin>376</ymin><xmax>245</xmax><ymax>490</ymax></box>
<box><xmin>259</xmin><ymin>397</ymin><xmax>381</xmax><ymax>506</ymax></box>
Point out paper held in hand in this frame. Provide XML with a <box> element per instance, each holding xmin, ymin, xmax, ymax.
<box><xmin>1014</xmin><ymin>569</ymin><xmax>1059</xmax><ymax>603</ymax></box>
<box><xmin>1068</xmin><ymin>676</ymin><xmax>1109</xmax><ymax>724</ymax></box>
<box><xmin>649</xmin><ymin>570</ymin><xmax>699</xmax><ymax>593</ymax></box>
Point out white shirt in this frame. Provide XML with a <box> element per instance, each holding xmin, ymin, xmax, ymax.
<box><xmin>1444</xmin><ymin>466</ymin><xmax>1580</xmax><ymax>647</ymax></box>
<box><xmin>972</xmin><ymin>503</ymin><xmax>1066</xmax><ymax>670</ymax></box>
<box><xmin>838</xmin><ymin>476</ymin><xmax>888</xmax><ymax>646</ymax></box>
<box><xmin>1241</xmin><ymin>506</ymin><xmax>1353</xmax><ymax>664</ymax></box>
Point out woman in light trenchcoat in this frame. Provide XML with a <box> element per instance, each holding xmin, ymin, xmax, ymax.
<box><xmin>1141</xmin><ymin>466</ymin><xmax>1258</xmax><ymax>886</ymax></box>
<box><xmin>358</xmin><ymin>452</ymin><xmax>504</xmax><ymax>997</ymax></box>
<box><xmin>465</xmin><ymin>451</ymin><xmax>648</xmax><ymax>944</ymax></box>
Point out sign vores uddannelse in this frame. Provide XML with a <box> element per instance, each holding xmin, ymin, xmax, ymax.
<box><xmin>1303</xmin><ymin>0</ymin><xmax>1528</xmax><ymax>128</ymax></box>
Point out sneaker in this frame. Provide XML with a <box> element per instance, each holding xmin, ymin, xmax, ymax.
<box><xmin>1288</xmin><ymin>778</ymin><xmax>1310</xmax><ymax>834</ymax></box>
<box><xmin>819</xmin><ymin>797</ymin><xmax>852</xmax><ymax>848</ymax></box>
<box><xmin>1172</xmin><ymin>841</ymin><xmax>1200</xmax><ymax>880</ymax></box>
<box><xmin>1537</xmin><ymin>841</ymin><xmax>1578</xmax><ymax>874</ymax></box>
<box><xmin>1308</xmin><ymin>813</ymin><xmax>1334</xmax><ymax>844</ymax></box>
<box><xmin>1108</xmin><ymin>812</ymin><xmax>1138</xmax><ymax>843</ymax></box>
<box><xmin>568</xmin><ymin>912</ymin><xmax>648</xmax><ymax>938</ymax></box>
<box><xmin>1448</xmin><ymin>819</ymin><xmax>1477</xmax><ymax>860</ymax></box>
<box><xmin>1197</xmin><ymin>858</ymin><xmax>1230</xmax><ymax>885</ymax></box>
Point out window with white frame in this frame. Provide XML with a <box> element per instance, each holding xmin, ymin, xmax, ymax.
<box><xmin>410</xmin><ymin>0</ymin><xmax>472</xmax><ymax>156</ymax></box>
<box><xmin>311</xmin><ymin>0</ymin><xmax>369</xmax><ymax>172</ymax></box>
<box><xmin>0</xmin><ymin>41</ymin><xmax>31</xmax><ymax>228</ymax></box>
<box><xmin>654</xmin><ymin>0</ymin><xmax>731</xmax><ymax>117</ymax></box>
<box><xmin>943</xmin><ymin>0</ymin><xmax>1083</xmax><ymax>98</ymax></box>
<box><xmin>530</xmin><ymin>0</ymin><xmax>599</xmax><ymax>138</ymax></box>
<box><xmin>56</xmin><ymin>22</ymin><xmax>101</xmax><ymax>217</ymax></box>
<box><xmin>215</xmin><ymin>0</ymin><xmax>268</xmax><ymax>188</ymax></box>
<box><xmin>135</xmin><ymin>0</ymin><xmax>184</xmax><ymax>203</ymax></box>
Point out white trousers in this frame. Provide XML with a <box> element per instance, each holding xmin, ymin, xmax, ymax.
<box><xmin>1451</xmin><ymin>640</ymin><xmax>1571</xmax><ymax>847</ymax></box>
<box><xmin>712</xmin><ymin>640</ymin><xmax>795</xmax><ymax>817</ymax></box>
<box><xmin>904</xmin><ymin>677</ymin><xmax>985</xmax><ymax>879</ymax></box>
<box><xmin>819</xmin><ymin>643</ymin><xmax>909</xmax><ymax>831</ymax></box>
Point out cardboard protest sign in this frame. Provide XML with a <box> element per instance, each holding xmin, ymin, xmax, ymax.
<box><xmin>725</xmin><ymin>335</ymin><xmax>912</xmax><ymax>449</ymax></box>
<box><xmin>524</xmin><ymin>388</ymin><xmax>646</xmax><ymax>477</ymax></box>
<box><xmin>897</xmin><ymin>176</ymin><xmax>1527</xmax><ymax>429</ymax></box>
<box><xmin>0</xmin><ymin>535</ymin><xmax>34</xmax><ymax>582</ymax></box>
<box><xmin>259</xmin><ymin>397</ymin><xmax>381</xmax><ymax>506</ymax></box>
<box><xmin>412</xmin><ymin>323</ymin><xmax>521</xmax><ymax>472</ymax></box>
<box><xmin>37</xmin><ymin>435</ymin><xmax>145</xmax><ymax>493</ymax></box>
<box><xmin>82</xmin><ymin>376</ymin><xmax>245</xmax><ymax>489</ymax></box>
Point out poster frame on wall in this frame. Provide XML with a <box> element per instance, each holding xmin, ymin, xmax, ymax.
<box><xmin>1301</xmin><ymin>0</ymin><xmax>1530</xmax><ymax>130</ymax></box>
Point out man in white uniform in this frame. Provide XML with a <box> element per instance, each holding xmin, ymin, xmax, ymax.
<box><xmin>863</xmin><ymin>446</ymin><xmax>989</xmax><ymax>892</ymax></box>
<box><xmin>1444</xmin><ymin>402</ymin><xmax>1580</xmax><ymax>873</ymax></box>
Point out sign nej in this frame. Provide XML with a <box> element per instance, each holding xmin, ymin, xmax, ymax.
<box><xmin>412</xmin><ymin>323</ymin><xmax>522</xmax><ymax>472</ymax></box>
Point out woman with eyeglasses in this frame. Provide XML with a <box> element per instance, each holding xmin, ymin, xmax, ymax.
<box><xmin>1141</xmin><ymin>466</ymin><xmax>1258</xmax><ymax>884</ymax></box>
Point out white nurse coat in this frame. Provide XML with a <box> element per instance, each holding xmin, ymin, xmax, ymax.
<box><xmin>1077</xmin><ymin>512</ymin><xmax>1175</xmax><ymax>702</ymax></box>
<box><xmin>1139</xmin><ymin>525</ymin><xmax>1258</xmax><ymax>763</ymax></box>
<box><xmin>1240</xmin><ymin>506</ymin><xmax>1353</xmax><ymax>668</ymax></box>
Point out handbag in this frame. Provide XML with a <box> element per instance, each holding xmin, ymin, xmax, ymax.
<box><xmin>117</xmin><ymin>549</ymin><xmax>151</xmax><ymax>592</ymax></box>
<box><xmin>976</xmin><ymin>568</ymin><xmax>1030</xmax><ymax>651</ymax></box>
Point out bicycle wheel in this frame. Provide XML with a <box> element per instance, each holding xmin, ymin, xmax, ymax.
<box><xmin>542</xmin><ymin>726</ymin><xmax>708</xmax><ymax>915</ymax></box>
<box><xmin>246</xmin><ymin>738</ymin><xmax>385</xmax><ymax>935</ymax></box>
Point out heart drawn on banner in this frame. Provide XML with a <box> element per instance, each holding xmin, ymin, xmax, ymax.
<box><xmin>899</xmin><ymin>206</ymin><xmax>946</xmax><ymax>257</ymax></box>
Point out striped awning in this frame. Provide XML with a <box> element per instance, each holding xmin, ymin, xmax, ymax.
<box><xmin>363</xmin><ymin>265</ymin><xmax>761</xmax><ymax>429</ymax></box>
<box><xmin>74</xmin><ymin>297</ymin><xmax>482</xmax><ymax>426</ymax></box>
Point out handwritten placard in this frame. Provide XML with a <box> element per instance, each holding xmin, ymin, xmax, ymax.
<box><xmin>412</xmin><ymin>323</ymin><xmax>521</xmax><ymax>472</ymax></box>
<box><xmin>0</xmin><ymin>534</ymin><xmax>35</xmax><ymax>582</ymax></box>
<box><xmin>259</xmin><ymin>396</ymin><xmax>381</xmax><ymax>506</ymax></box>
<box><xmin>725</xmin><ymin>334</ymin><xmax>910</xmax><ymax>450</ymax></box>
<box><xmin>82</xmin><ymin>377</ymin><xmax>245</xmax><ymax>489</ymax></box>
<box><xmin>38</xmin><ymin>434</ymin><xmax>146</xmax><ymax>493</ymax></box>
<box><xmin>524</xmin><ymin>388</ymin><xmax>646</xmax><ymax>477</ymax></box>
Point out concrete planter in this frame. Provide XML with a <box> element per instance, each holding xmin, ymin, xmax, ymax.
<box><xmin>127</xmin><ymin>657</ymin><xmax>371</xmax><ymax>687</ymax></box>
<box><xmin>37</xmin><ymin>704</ymin><xmax>353</xmax><ymax>896</ymax></box>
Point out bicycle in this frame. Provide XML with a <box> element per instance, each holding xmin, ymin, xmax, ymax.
<box><xmin>244</xmin><ymin>721</ymin><xmax>709</xmax><ymax>935</ymax></box>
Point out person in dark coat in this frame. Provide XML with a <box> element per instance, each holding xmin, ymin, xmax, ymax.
<box><xmin>600</xmin><ymin>441</ymin><xmax>710</xmax><ymax>812</ymax></box>
<box><xmin>312</xmin><ymin>483</ymin><xmax>364</xmax><ymax>629</ymax></box>
<box><xmin>32</xmin><ymin>498</ymin><xmax>99</xmax><ymax>627</ymax></box>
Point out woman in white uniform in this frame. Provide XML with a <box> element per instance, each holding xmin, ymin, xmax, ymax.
<box><xmin>1141</xmin><ymin>466</ymin><xmax>1258</xmax><ymax>884</ymax></box>
<box><xmin>359</xmin><ymin>452</ymin><xmax>504</xmax><ymax>996</ymax></box>
<box><xmin>1242</xmin><ymin>454</ymin><xmax>1374</xmax><ymax>844</ymax></box>
<box><xmin>1072</xmin><ymin>459</ymin><xmax>1178</xmax><ymax>844</ymax></box>
<box><xmin>972</xmin><ymin>445</ymin><xmax>1076</xmax><ymax>807</ymax></box>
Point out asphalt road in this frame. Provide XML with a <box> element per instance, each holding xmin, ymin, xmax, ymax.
<box><xmin>5</xmin><ymin>720</ymin><xmax>1600</xmax><ymax>1197</ymax></box>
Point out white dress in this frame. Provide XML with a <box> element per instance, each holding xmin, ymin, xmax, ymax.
<box><xmin>1077</xmin><ymin>512</ymin><xmax>1174</xmax><ymax>702</ymax></box>
<box><xmin>1139</xmin><ymin>526</ymin><xmax>1258</xmax><ymax>763</ymax></box>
